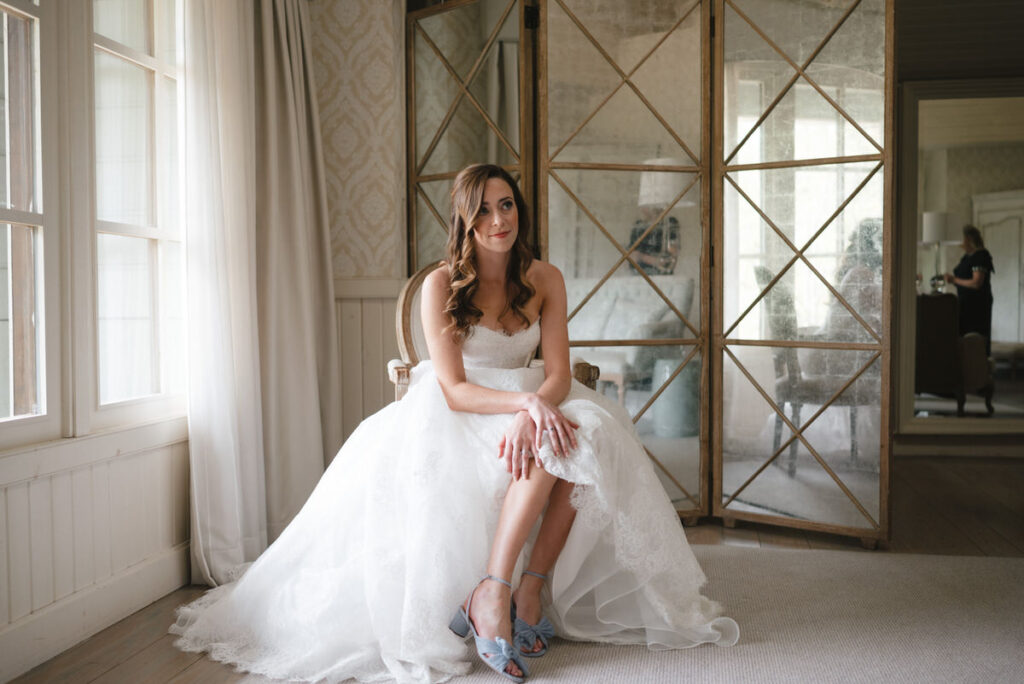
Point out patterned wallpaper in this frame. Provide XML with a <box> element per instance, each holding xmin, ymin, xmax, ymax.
<box><xmin>311</xmin><ymin>0</ymin><xmax>406</xmax><ymax>280</ymax></box>
<box><xmin>946</xmin><ymin>143</ymin><xmax>1024</xmax><ymax>229</ymax></box>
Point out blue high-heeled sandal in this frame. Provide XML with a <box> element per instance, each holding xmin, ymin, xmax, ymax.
<box><xmin>449</xmin><ymin>575</ymin><xmax>529</xmax><ymax>683</ymax></box>
<box><xmin>512</xmin><ymin>571</ymin><xmax>555</xmax><ymax>658</ymax></box>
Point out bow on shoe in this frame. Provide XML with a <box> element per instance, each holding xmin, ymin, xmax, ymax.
<box><xmin>513</xmin><ymin>616</ymin><xmax>555</xmax><ymax>654</ymax></box>
<box><xmin>478</xmin><ymin>636</ymin><xmax>529</xmax><ymax>680</ymax></box>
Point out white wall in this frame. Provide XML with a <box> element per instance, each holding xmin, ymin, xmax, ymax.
<box><xmin>0</xmin><ymin>417</ymin><xmax>190</xmax><ymax>680</ymax></box>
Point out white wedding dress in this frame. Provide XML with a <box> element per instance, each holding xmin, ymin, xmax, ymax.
<box><xmin>171</xmin><ymin>319</ymin><xmax>738</xmax><ymax>683</ymax></box>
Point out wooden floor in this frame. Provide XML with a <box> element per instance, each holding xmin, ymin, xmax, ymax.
<box><xmin>13</xmin><ymin>456</ymin><xmax>1024</xmax><ymax>684</ymax></box>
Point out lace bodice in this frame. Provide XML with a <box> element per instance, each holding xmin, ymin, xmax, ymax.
<box><xmin>461</xmin><ymin>318</ymin><xmax>540</xmax><ymax>369</ymax></box>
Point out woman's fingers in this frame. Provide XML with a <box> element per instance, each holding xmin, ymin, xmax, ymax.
<box><xmin>551</xmin><ymin>425</ymin><xmax>568</xmax><ymax>456</ymax></box>
<box><xmin>565</xmin><ymin>420</ymin><xmax>579</xmax><ymax>449</ymax></box>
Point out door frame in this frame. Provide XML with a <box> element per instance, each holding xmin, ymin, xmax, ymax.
<box><xmin>895</xmin><ymin>77</ymin><xmax>1024</xmax><ymax>437</ymax></box>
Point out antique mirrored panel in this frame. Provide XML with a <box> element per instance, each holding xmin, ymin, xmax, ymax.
<box><xmin>406</xmin><ymin>0</ymin><xmax>892</xmax><ymax>540</ymax></box>
<box><xmin>543</xmin><ymin>0</ymin><xmax>708</xmax><ymax>516</ymax></box>
<box><xmin>408</xmin><ymin>0</ymin><xmax>526</xmax><ymax>271</ymax></box>
<box><xmin>716</xmin><ymin>0</ymin><xmax>888</xmax><ymax>540</ymax></box>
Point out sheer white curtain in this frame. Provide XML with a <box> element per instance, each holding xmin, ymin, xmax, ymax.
<box><xmin>184</xmin><ymin>0</ymin><xmax>342</xmax><ymax>586</ymax></box>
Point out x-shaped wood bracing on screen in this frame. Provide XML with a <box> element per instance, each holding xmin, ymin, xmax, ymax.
<box><xmin>549</xmin><ymin>0</ymin><xmax>702</xmax><ymax>166</ymax></box>
<box><xmin>722</xmin><ymin>344</ymin><xmax>881</xmax><ymax>529</ymax></box>
<box><xmin>723</xmin><ymin>0</ymin><xmax>881</xmax><ymax>167</ymax></box>
<box><xmin>723</xmin><ymin>160</ymin><xmax>884</xmax><ymax>344</ymax></box>
<box><xmin>551</xmin><ymin>168</ymin><xmax>702</xmax><ymax>339</ymax></box>
<box><xmin>414</xmin><ymin>0</ymin><xmax>521</xmax><ymax>177</ymax></box>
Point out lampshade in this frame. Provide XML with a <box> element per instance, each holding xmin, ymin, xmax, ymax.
<box><xmin>639</xmin><ymin>158</ymin><xmax>696</xmax><ymax>208</ymax></box>
<box><xmin>922</xmin><ymin>211</ymin><xmax>949</xmax><ymax>244</ymax></box>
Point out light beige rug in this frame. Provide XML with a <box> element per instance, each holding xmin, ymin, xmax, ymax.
<box><xmin>457</xmin><ymin>546</ymin><xmax>1024</xmax><ymax>683</ymax></box>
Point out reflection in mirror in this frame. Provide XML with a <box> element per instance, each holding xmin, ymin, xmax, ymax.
<box><xmin>913</xmin><ymin>96</ymin><xmax>1024</xmax><ymax>419</ymax></box>
<box><xmin>719</xmin><ymin>0</ymin><xmax>885</xmax><ymax>531</ymax></box>
<box><xmin>544</xmin><ymin>0</ymin><xmax>705</xmax><ymax>511</ymax></box>
<box><xmin>415</xmin><ymin>0</ymin><xmax>519</xmax><ymax>174</ymax></box>
<box><xmin>721</xmin><ymin>346</ymin><xmax>881</xmax><ymax>528</ymax></box>
<box><xmin>411</xmin><ymin>0</ymin><xmax>521</xmax><ymax>269</ymax></box>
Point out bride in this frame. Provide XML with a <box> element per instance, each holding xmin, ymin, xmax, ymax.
<box><xmin>171</xmin><ymin>163</ymin><xmax>738</xmax><ymax>683</ymax></box>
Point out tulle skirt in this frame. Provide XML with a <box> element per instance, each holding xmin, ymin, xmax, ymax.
<box><xmin>171</xmin><ymin>362</ymin><xmax>738</xmax><ymax>683</ymax></box>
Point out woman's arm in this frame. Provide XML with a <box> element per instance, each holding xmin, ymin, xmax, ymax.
<box><xmin>533</xmin><ymin>263</ymin><xmax>573</xmax><ymax>406</ymax></box>
<box><xmin>945</xmin><ymin>269</ymin><xmax>986</xmax><ymax>289</ymax></box>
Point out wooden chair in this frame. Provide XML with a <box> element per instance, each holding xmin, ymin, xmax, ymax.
<box><xmin>387</xmin><ymin>263</ymin><xmax>600</xmax><ymax>400</ymax></box>
<box><xmin>754</xmin><ymin>266</ymin><xmax>877</xmax><ymax>477</ymax></box>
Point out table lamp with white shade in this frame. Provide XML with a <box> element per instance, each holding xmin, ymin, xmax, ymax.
<box><xmin>632</xmin><ymin>158</ymin><xmax>695</xmax><ymax>275</ymax></box>
<box><xmin>921</xmin><ymin>211</ymin><xmax>952</xmax><ymax>292</ymax></box>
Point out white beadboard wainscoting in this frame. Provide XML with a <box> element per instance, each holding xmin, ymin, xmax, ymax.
<box><xmin>0</xmin><ymin>285</ymin><xmax>400</xmax><ymax>679</ymax></box>
<box><xmin>335</xmin><ymin>279</ymin><xmax>403</xmax><ymax>443</ymax></box>
<box><xmin>0</xmin><ymin>417</ymin><xmax>190</xmax><ymax>680</ymax></box>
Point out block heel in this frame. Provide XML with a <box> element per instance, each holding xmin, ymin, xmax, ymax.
<box><xmin>449</xmin><ymin>608</ymin><xmax>470</xmax><ymax>639</ymax></box>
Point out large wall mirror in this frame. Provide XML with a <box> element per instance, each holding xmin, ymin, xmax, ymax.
<box><xmin>898</xmin><ymin>79</ymin><xmax>1024</xmax><ymax>434</ymax></box>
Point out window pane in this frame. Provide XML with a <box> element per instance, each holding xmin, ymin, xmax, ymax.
<box><xmin>158</xmin><ymin>76</ymin><xmax>178</xmax><ymax>232</ymax></box>
<box><xmin>159</xmin><ymin>240</ymin><xmax>184</xmax><ymax>395</ymax></box>
<box><xmin>94</xmin><ymin>0</ymin><xmax>150</xmax><ymax>54</ymax></box>
<box><xmin>98</xmin><ymin>234</ymin><xmax>156</xmax><ymax>403</ymax></box>
<box><xmin>157</xmin><ymin>0</ymin><xmax>180</xmax><ymax>65</ymax></box>
<box><xmin>95</xmin><ymin>51</ymin><xmax>152</xmax><ymax>226</ymax></box>
<box><xmin>0</xmin><ymin>223</ymin><xmax>43</xmax><ymax>419</ymax></box>
<box><xmin>1</xmin><ymin>10</ymin><xmax>40</xmax><ymax>212</ymax></box>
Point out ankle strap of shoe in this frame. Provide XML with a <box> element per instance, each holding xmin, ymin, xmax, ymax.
<box><xmin>483</xmin><ymin>574</ymin><xmax>512</xmax><ymax>588</ymax></box>
<box><xmin>522</xmin><ymin>570</ymin><xmax>548</xmax><ymax>580</ymax></box>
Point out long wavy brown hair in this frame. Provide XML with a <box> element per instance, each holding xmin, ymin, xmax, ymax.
<box><xmin>444</xmin><ymin>164</ymin><xmax>535</xmax><ymax>341</ymax></box>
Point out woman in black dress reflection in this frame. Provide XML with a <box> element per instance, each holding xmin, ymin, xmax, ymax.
<box><xmin>944</xmin><ymin>225</ymin><xmax>994</xmax><ymax>356</ymax></box>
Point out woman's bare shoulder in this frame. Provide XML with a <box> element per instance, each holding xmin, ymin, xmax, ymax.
<box><xmin>422</xmin><ymin>262</ymin><xmax>450</xmax><ymax>292</ymax></box>
<box><xmin>527</xmin><ymin>259</ymin><xmax>565</xmax><ymax>291</ymax></box>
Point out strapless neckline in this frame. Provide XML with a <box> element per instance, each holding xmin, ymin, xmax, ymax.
<box><xmin>472</xmin><ymin>316</ymin><xmax>540</xmax><ymax>338</ymax></box>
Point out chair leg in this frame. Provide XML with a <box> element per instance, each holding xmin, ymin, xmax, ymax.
<box><xmin>982</xmin><ymin>384</ymin><xmax>994</xmax><ymax>415</ymax></box>
<box><xmin>849</xmin><ymin>406</ymin><xmax>858</xmax><ymax>466</ymax></box>
<box><xmin>773</xmin><ymin>404</ymin><xmax>784</xmax><ymax>463</ymax></box>
<box><xmin>956</xmin><ymin>392</ymin><xmax>966</xmax><ymax>417</ymax></box>
<box><xmin>788</xmin><ymin>404</ymin><xmax>801</xmax><ymax>478</ymax></box>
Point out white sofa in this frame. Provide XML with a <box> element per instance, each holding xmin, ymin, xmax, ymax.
<box><xmin>566</xmin><ymin>274</ymin><xmax>695</xmax><ymax>402</ymax></box>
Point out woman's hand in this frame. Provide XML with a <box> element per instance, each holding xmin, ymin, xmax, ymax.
<box><xmin>499</xmin><ymin>411</ymin><xmax>537</xmax><ymax>480</ymax></box>
<box><xmin>523</xmin><ymin>394</ymin><xmax>579</xmax><ymax>458</ymax></box>
<box><xmin>944</xmin><ymin>273</ymin><xmax>954</xmax><ymax>284</ymax></box>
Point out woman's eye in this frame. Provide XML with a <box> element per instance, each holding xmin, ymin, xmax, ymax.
<box><xmin>501</xmin><ymin>201</ymin><xmax>514</xmax><ymax>211</ymax></box>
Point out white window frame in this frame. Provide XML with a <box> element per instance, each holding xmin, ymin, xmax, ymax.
<box><xmin>75</xmin><ymin>0</ymin><xmax>185</xmax><ymax>433</ymax></box>
<box><xmin>0</xmin><ymin>0</ymin><xmax>61</xmax><ymax>450</ymax></box>
<box><xmin>0</xmin><ymin>0</ymin><xmax>184</xmax><ymax>451</ymax></box>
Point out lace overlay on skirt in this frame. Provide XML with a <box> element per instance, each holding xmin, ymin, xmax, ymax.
<box><xmin>170</xmin><ymin>324</ymin><xmax>738</xmax><ymax>683</ymax></box>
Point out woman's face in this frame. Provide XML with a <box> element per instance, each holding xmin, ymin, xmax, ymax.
<box><xmin>471</xmin><ymin>178</ymin><xmax>518</xmax><ymax>254</ymax></box>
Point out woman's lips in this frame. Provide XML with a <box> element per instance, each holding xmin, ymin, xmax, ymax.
<box><xmin>491</xmin><ymin>231</ymin><xmax>511</xmax><ymax>239</ymax></box>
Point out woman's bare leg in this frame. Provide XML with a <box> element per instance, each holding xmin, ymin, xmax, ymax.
<box><xmin>468</xmin><ymin>467</ymin><xmax>558</xmax><ymax>677</ymax></box>
<box><xmin>513</xmin><ymin>478</ymin><xmax>576</xmax><ymax>653</ymax></box>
